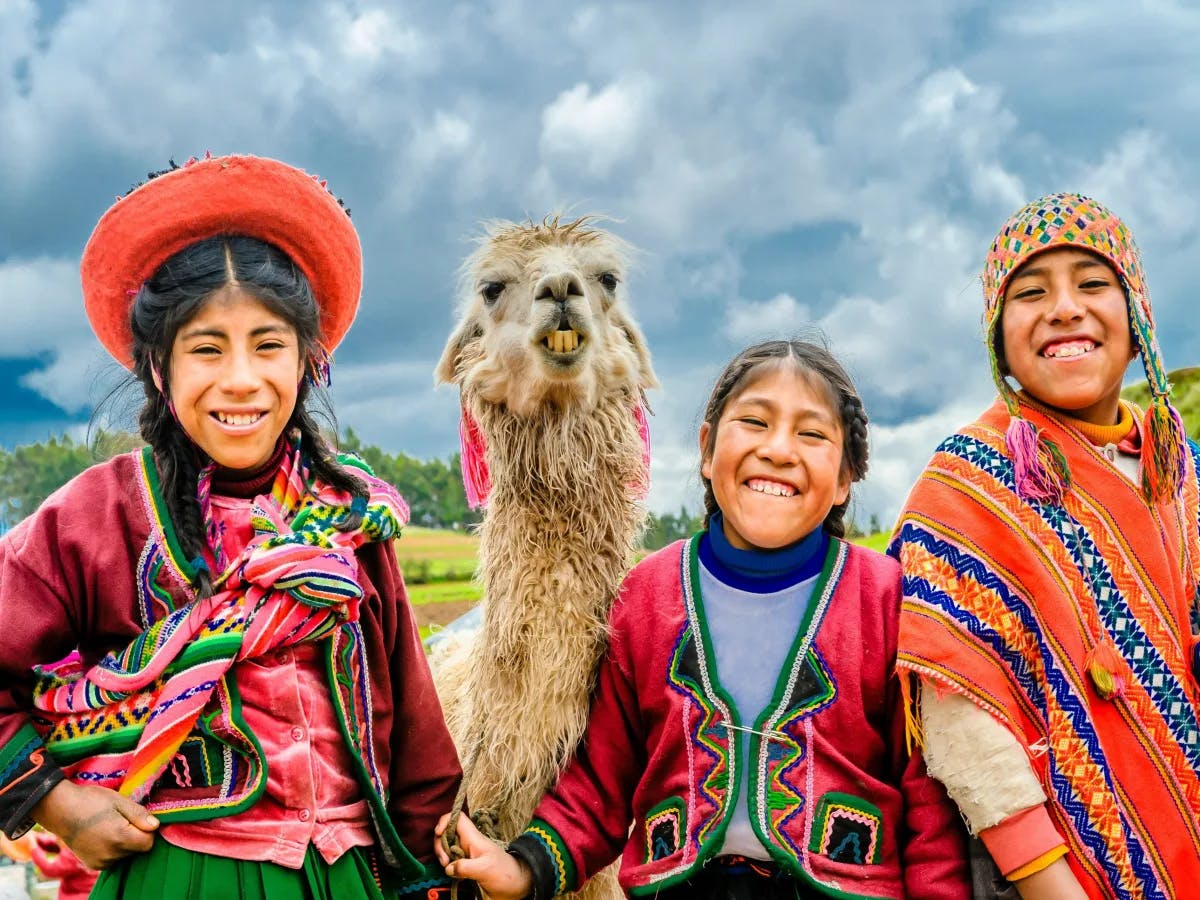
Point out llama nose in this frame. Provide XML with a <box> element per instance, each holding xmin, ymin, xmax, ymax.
<box><xmin>534</xmin><ymin>272</ymin><xmax>584</xmax><ymax>303</ymax></box>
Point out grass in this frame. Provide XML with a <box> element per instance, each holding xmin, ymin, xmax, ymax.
<box><xmin>852</xmin><ymin>531</ymin><xmax>892</xmax><ymax>553</ymax></box>
<box><xmin>408</xmin><ymin>580</ymin><xmax>483</xmax><ymax>606</ymax></box>
<box><xmin>396</xmin><ymin>525</ymin><xmax>480</xmax><ymax>582</ymax></box>
<box><xmin>1122</xmin><ymin>366</ymin><xmax>1200</xmax><ymax>438</ymax></box>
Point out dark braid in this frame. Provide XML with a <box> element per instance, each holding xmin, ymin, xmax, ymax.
<box><xmin>699</xmin><ymin>338</ymin><xmax>870</xmax><ymax>539</ymax></box>
<box><xmin>130</xmin><ymin>235</ymin><xmax>366</xmax><ymax>597</ymax></box>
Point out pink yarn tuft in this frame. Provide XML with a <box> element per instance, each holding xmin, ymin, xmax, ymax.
<box><xmin>632</xmin><ymin>401</ymin><xmax>652</xmax><ymax>500</ymax></box>
<box><xmin>1006</xmin><ymin>417</ymin><xmax>1064</xmax><ymax>504</ymax></box>
<box><xmin>458</xmin><ymin>408</ymin><xmax>491</xmax><ymax>509</ymax></box>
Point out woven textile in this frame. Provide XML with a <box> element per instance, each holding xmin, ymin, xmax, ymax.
<box><xmin>30</xmin><ymin>444</ymin><xmax>407</xmax><ymax>803</ymax></box>
<box><xmin>894</xmin><ymin>398</ymin><xmax>1200</xmax><ymax>899</ymax></box>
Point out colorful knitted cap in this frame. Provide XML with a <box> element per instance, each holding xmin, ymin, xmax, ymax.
<box><xmin>982</xmin><ymin>192</ymin><xmax>1185</xmax><ymax>503</ymax></box>
<box><xmin>81</xmin><ymin>153</ymin><xmax>361</xmax><ymax>369</ymax></box>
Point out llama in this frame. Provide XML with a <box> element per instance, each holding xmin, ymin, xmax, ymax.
<box><xmin>433</xmin><ymin>217</ymin><xmax>657</xmax><ymax>898</ymax></box>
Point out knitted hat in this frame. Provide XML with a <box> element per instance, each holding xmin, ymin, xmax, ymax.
<box><xmin>982</xmin><ymin>192</ymin><xmax>1185</xmax><ymax>503</ymax></box>
<box><xmin>81</xmin><ymin>153</ymin><xmax>361</xmax><ymax>369</ymax></box>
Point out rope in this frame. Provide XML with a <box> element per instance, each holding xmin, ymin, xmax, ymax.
<box><xmin>442</xmin><ymin>729</ymin><xmax>484</xmax><ymax>900</ymax></box>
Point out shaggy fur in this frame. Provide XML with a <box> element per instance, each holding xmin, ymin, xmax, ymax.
<box><xmin>433</xmin><ymin>217</ymin><xmax>657</xmax><ymax>900</ymax></box>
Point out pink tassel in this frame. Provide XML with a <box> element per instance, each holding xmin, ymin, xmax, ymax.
<box><xmin>458</xmin><ymin>408</ymin><xmax>491</xmax><ymax>509</ymax></box>
<box><xmin>1006</xmin><ymin>417</ymin><xmax>1065</xmax><ymax>504</ymax></box>
<box><xmin>632</xmin><ymin>402</ymin><xmax>652</xmax><ymax>500</ymax></box>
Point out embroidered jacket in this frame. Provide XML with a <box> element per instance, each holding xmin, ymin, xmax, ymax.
<box><xmin>0</xmin><ymin>449</ymin><xmax>460</xmax><ymax>896</ymax></box>
<box><xmin>509</xmin><ymin>535</ymin><xmax>969</xmax><ymax>899</ymax></box>
<box><xmin>894</xmin><ymin>399</ymin><xmax>1200</xmax><ymax>899</ymax></box>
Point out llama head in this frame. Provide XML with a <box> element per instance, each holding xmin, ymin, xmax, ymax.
<box><xmin>437</xmin><ymin>216</ymin><xmax>657</xmax><ymax>417</ymax></box>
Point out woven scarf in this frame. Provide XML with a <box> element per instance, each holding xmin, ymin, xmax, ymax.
<box><xmin>31</xmin><ymin>441</ymin><xmax>407</xmax><ymax>802</ymax></box>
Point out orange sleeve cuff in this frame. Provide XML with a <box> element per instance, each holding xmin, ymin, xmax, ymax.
<box><xmin>979</xmin><ymin>804</ymin><xmax>1066</xmax><ymax>877</ymax></box>
<box><xmin>1007</xmin><ymin>845</ymin><xmax>1069</xmax><ymax>881</ymax></box>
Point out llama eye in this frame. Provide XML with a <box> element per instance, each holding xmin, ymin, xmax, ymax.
<box><xmin>481</xmin><ymin>282</ymin><xmax>505</xmax><ymax>304</ymax></box>
<box><xmin>598</xmin><ymin>272</ymin><xmax>619</xmax><ymax>291</ymax></box>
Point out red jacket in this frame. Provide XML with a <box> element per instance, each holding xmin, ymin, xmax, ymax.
<box><xmin>512</xmin><ymin>536</ymin><xmax>970</xmax><ymax>899</ymax></box>
<box><xmin>0</xmin><ymin>449</ymin><xmax>460</xmax><ymax>894</ymax></box>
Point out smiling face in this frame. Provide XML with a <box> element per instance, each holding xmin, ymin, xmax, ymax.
<box><xmin>700</xmin><ymin>364</ymin><xmax>850</xmax><ymax>551</ymax></box>
<box><xmin>167</xmin><ymin>285</ymin><xmax>304</xmax><ymax>471</ymax></box>
<box><xmin>999</xmin><ymin>247</ymin><xmax>1135</xmax><ymax>425</ymax></box>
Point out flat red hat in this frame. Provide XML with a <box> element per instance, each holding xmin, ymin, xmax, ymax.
<box><xmin>81</xmin><ymin>154</ymin><xmax>361</xmax><ymax>368</ymax></box>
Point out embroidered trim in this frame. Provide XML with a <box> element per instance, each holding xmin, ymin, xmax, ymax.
<box><xmin>809</xmin><ymin>792</ymin><xmax>883</xmax><ymax>865</ymax></box>
<box><xmin>643</xmin><ymin>796</ymin><xmax>685</xmax><ymax>863</ymax></box>
<box><xmin>525</xmin><ymin>817</ymin><xmax>576</xmax><ymax>895</ymax></box>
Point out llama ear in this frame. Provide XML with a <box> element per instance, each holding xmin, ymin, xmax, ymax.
<box><xmin>435</xmin><ymin>319</ymin><xmax>482</xmax><ymax>386</ymax></box>
<box><xmin>612</xmin><ymin>307</ymin><xmax>659</xmax><ymax>392</ymax></box>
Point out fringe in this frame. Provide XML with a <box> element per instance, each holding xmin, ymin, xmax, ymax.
<box><xmin>1005</xmin><ymin>417</ymin><xmax>1069</xmax><ymax>505</ymax></box>
<box><xmin>458</xmin><ymin>408</ymin><xmax>491</xmax><ymax>510</ymax></box>
<box><xmin>632</xmin><ymin>401</ymin><xmax>651</xmax><ymax>501</ymax></box>
<box><xmin>1140</xmin><ymin>400</ymin><xmax>1187</xmax><ymax>502</ymax></box>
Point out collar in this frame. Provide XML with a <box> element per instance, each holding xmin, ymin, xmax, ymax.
<box><xmin>211</xmin><ymin>439</ymin><xmax>289</xmax><ymax>498</ymax></box>
<box><xmin>698</xmin><ymin>511</ymin><xmax>828</xmax><ymax>593</ymax></box>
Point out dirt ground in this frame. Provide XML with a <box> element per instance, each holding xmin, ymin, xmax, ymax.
<box><xmin>414</xmin><ymin>599</ymin><xmax>478</xmax><ymax>629</ymax></box>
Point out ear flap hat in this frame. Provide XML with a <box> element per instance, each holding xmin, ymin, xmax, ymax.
<box><xmin>81</xmin><ymin>153</ymin><xmax>361</xmax><ymax>369</ymax></box>
<box><xmin>982</xmin><ymin>192</ymin><xmax>1186</xmax><ymax>503</ymax></box>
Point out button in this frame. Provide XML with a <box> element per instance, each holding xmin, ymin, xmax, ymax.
<box><xmin>290</xmin><ymin>727</ymin><xmax>304</xmax><ymax>742</ymax></box>
<box><xmin>275</xmin><ymin>650</ymin><xmax>291</xmax><ymax>665</ymax></box>
<box><xmin>298</xmin><ymin>809</ymin><xmax>311</xmax><ymax>822</ymax></box>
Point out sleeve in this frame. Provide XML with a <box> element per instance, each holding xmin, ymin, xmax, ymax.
<box><xmin>508</xmin><ymin>593</ymin><xmax>646</xmax><ymax>897</ymax></box>
<box><xmin>367</xmin><ymin>540</ymin><xmax>462</xmax><ymax>891</ymax></box>
<box><xmin>919</xmin><ymin>685</ymin><xmax>1066</xmax><ymax>879</ymax></box>
<box><xmin>0</xmin><ymin>520</ymin><xmax>79</xmax><ymax>838</ymax></box>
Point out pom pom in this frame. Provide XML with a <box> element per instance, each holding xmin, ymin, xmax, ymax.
<box><xmin>1140</xmin><ymin>400</ymin><xmax>1187</xmax><ymax>502</ymax></box>
<box><xmin>189</xmin><ymin>556</ymin><xmax>209</xmax><ymax>574</ymax></box>
<box><xmin>458</xmin><ymin>408</ymin><xmax>491</xmax><ymax>510</ymax></box>
<box><xmin>1086</xmin><ymin>637</ymin><xmax>1126</xmax><ymax>701</ymax></box>
<box><xmin>1005</xmin><ymin>417</ymin><xmax>1068</xmax><ymax>504</ymax></box>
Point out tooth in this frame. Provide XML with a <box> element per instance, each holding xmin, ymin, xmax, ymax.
<box><xmin>566</xmin><ymin>331</ymin><xmax>576</xmax><ymax>352</ymax></box>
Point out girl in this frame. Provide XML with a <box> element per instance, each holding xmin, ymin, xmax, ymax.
<box><xmin>0</xmin><ymin>154</ymin><xmax>461</xmax><ymax>899</ymax></box>
<box><xmin>892</xmin><ymin>194</ymin><xmax>1200</xmax><ymax>899</ymax></box>
<box><xmin>436</xmin><ymin>340</ymin><xmax>970</xmax><ymax>899</ymax></box>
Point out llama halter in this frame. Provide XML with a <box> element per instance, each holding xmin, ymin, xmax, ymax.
<box><xmin>982</xmin><ymin>192</ymin><xmax>1186</xmax><ymax>503</ymax></box>
<box><xmin>81</xmin><ymin>153</ymin><xmax>361</xmax><ymax>369</ymax></box>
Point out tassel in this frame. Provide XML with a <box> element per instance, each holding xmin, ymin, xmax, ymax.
<box><xmin>897</xmin><ymin>673</ymin><xmax>924</xmax><ymax>754</ymax></box>
<box><xmin>458</xmin><ymin>408</ymin><xmax>491</xmax><ymax>510</ymax></box>
<box><xmin>1006</xmin><ymin>418</ymin><xmax>1068</xmax><ymax>504</ymax></box>
<box><xmin>1140</xmin><ymin>400</ymin><xmax>1187</xmax><ymax>502</ymax></box>
<box><xmin>631</xmin><ymin>401</ymin><xmax>652</xmax><ymax>500</ymax></box>
<box><xmin>1086</xmin><ymin>637</ymin><xmax>1126</xmax><ymax>701</ymax></box>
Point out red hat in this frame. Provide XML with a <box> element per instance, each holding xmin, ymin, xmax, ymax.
<box><xmin>81</xmin><ymin>153</ymin><xmax>361</xmax><ymax>368</ymax></box>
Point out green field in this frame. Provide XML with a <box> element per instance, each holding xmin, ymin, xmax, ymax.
<box><xmin>395</xmin><ymin>525</ymin><xmax>480</xmax><ymax>583</ymax></box>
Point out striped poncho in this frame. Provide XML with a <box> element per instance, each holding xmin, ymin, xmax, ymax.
<box><xmin>893</xmin><ymin>398</ymin><xmax>1200</xmax><ymax>900</ymax></box>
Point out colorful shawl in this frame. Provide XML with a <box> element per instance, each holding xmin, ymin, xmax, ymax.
<box><xmin>30</xmin><ymin>442</ymin><xmax>407</xmax><ymax>803</ymax></box>
<box><xmin>894</xmin><ymin>398</ymin><xmax>1200</xmax><ymax>899</ymax></box>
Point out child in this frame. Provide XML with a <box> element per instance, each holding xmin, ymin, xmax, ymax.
<box><xmin>891</xmin><ymin>193</ymin><xmax>1200</xmax><ymax>899</ymax></box>
<box><xmin>0</xmin><ymin>154</ymin><xmax>462</xmax><ymax>899</ymax></box>
<box><xmin>436</xmin><ymin>339</ymin><xmax>970</xmax><ymax>899</ymax></box>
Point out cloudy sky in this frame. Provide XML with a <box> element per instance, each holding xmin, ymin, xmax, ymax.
<box><xmin>3</xmin><ymin>0</ymin><xmax>1199</xmax><ymax>526</ymax></box>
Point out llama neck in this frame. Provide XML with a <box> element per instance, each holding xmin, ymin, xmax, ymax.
<box><xmin>471</xmin><ymin>392</ymin><xmax>645</xmax><ymax>660</ymax></box>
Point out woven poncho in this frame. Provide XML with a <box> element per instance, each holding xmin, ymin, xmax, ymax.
<box><xmin>894</xmin><ymin>193</ymin><xmax>1200</xmax><ymax>898</ymax></box>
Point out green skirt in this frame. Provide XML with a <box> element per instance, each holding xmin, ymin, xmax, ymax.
<box><xmin>90</xmin><ymin>839</ymin><xmax>386</xmax><ymax>900</ymax></box>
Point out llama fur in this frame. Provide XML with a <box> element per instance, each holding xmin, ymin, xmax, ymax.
<box><xmin>433</xmin><ymin>217</ymin><xmax>657</xmax><ymax>899</ymax></box>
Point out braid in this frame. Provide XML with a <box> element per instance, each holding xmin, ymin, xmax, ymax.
<box><xmin>292</xmin><ymin>388</ymin><xmax>367</xmax><ymax>532</ymax></box>
<box><xmin>824</xmin><ymin>393</ymin><xmax>870</xmax><ymax>539</ymax></box>
<box><xmin>137</xmin><ymin>381</ymin><xmax>215</xmax><ymax>598</ymax></box>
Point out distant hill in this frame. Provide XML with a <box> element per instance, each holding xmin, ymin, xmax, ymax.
<box><xmin>1122</xmin><ymin>366</ymin><xmax>1200</xmax><ymax>439</ymax></box>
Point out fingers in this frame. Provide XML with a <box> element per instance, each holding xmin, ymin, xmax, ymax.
<box><xmin>113</xmin><ymin>795</ymin><xmax>160</xmax><ymax>833</ymax></box>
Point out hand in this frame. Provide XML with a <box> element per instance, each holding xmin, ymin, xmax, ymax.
<box><xmin>435</xmin><ymin>813</ymin><xmax>532</xmax><ymax>900</ymax></box>
<box><xmin>32</xmin><ymin>781</ymin><xmax>158</xmax><ymax>870</ymax></box>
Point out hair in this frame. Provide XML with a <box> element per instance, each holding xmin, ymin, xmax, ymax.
<box><xmin>129</xmin><ymin>235</ymin><xmax>366</xmax><ymax>598</ymax></box>
<box><xmin>698</xmin><ymin>338</ymin><xmax>869</xmax><ymax>540</ymax></box>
